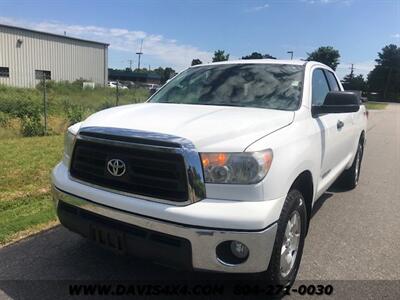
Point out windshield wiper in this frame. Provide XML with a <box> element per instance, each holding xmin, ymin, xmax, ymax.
<box><xmin>153</xmin><ymin>101</ymin><xmax>244</xmax><ymax>107</ymax></box>
<box><xmin>198</xmin><ymin>102</ymin><xmax>243</xmax><ymax>107</ymax></box>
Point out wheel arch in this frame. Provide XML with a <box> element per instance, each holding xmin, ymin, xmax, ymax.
<box><xmin>360</xmin><ymin>130</ymin><xmax>366</xmax><ymax>145</ymax></box>
<box><xmin>289</xmin><ymin>170</ymin><xmax>314</xmax><ymax>234</ymax></box>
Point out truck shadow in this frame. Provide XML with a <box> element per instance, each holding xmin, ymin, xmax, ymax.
<box><xmin>311</xmin><ymin>192</ymin><xmax>334</xmax><ymax>218</ymax></box>
<box><xmin>0</xmin><ymin>225</ymin><xmax>285</xmax><ymax>300</ymax></box>
<box><xmin>311</xmin><ymin>180</ymin><xmax>350</xmax><ymax>218</ymax></box>
<box><xmin>0</xmin><ymin>182</ymin><xmax>355</xmax><ymax>300</ymax></box>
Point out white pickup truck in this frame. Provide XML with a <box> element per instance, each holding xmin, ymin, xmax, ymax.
<box><xmin>52</xmin><ymin>60</ymin><xmax>367</xmax><ymax>285</ymax></box>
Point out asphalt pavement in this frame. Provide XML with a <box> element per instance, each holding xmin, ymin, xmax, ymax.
<box><xmin>0</xmin><ymin>104</ymin><xmax>399</xmax><ymax>299</ymax></box>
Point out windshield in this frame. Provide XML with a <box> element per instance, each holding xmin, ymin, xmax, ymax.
<box><xmin>150</xmin><ymin>63</ymin><xmax>304</xmax><ymax>110</ymax></box>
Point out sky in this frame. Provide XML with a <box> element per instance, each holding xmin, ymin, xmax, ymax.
<box><xmin>0</xmin><ymin>0</ymin><xmax>399</xmax><ymax>79</ymax></box>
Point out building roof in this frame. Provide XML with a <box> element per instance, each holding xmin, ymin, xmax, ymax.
<box><xmin>0</xmin><ymin>23</ymin><xmax>109</xmax><ymax>46</ymax></box>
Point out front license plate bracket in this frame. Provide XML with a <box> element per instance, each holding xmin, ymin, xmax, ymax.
<box><xmin>90</xmin><ymin>224</ymin><xmax>126</xmax><ymax>254</ymax></box>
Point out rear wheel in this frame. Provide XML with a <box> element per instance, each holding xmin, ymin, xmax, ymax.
<box><xmin>262</xmin><ymin>189</ymin><xmax>307</xmax><ymax>286</ymax></box>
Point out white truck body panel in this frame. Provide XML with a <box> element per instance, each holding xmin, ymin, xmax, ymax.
<box><xmin>82</xmin><ymin>103</ymin><xmax>294</xmax><ymax>153</ymax></box>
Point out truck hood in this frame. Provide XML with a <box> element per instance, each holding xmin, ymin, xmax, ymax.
<box><xmin>81</xmin><ymin>103</ymin><xmax>294</xmax><ymax>152</ymax></box>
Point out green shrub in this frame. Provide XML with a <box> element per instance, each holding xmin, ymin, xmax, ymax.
<box><xmin>64</xmin><ymin>102</ymin><xmax>87</xmax><ymax>125</ymax></box>
<box><xmin>20</xmin><ymin>115</ymin><xmax>44</xmax><ymax>137</ymax></box>
<box><xmin>0</xmin><ymin>83</ymin><xmax>149</xmax><ymax>134</ymax></box>
<box><xmin>36</xmin><ymin>80</ymin><xmax>56</xmax><ymax>91</ymax></box>
<box><xmin>0</xmin><ymin>112</ymin><xmax>10</xmax><ymax>127</ymax></box>
<box><xmin>98</xmin><ymin>100</ymin><xmax>115</xmax><ymax>111</ymax></box>
<box><xmin>0</xmin><ymin>97</ymin><xmax>41</xmax><ymax>118</ymax></box>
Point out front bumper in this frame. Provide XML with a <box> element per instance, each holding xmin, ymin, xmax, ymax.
<box><xmin>52</xmin><ymin>186</ymin><xmax>277</xmax><ymax>273</ymax></box>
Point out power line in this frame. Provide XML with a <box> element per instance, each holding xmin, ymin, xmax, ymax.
<box><xmin>136</xmin><ymin>39</ymin><xmax>143</xmax><ymax>70</ymax></box>
<box><xmin>350</xmin><ymin>63</ymin><xmax>354</xmax><ymax>75</ymax></box>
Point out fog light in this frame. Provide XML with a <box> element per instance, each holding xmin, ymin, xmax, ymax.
<box><xmin>216</xmin><ymin>240</ymin><xmax>249</xmax><ymax>265</ymax></box>
<box><xmin>230</xmin><ymin>241</ymin><xmax>249</xmax><ymax>259</ymax></box>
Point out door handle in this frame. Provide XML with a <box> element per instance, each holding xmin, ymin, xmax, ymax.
<box><xmin>337</xmin><ymin>120</ymin><xmax>344</xmax><ymax>130</ymax></box>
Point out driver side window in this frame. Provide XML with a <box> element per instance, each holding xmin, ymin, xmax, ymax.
<box><xmin>312</xmin><ymin>69</ymin><xmax>330</xmax><ymax>106</ymax></box>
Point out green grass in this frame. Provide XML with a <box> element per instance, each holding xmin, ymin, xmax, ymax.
<box><xmin>0</xmin><ymin>135</ymin><xmax>63</xmax><ymax>245</ymax></box>
<box><xmin>0</xmin><ymin>82</ymin><xmax>149</xmax><ymax>244</ymax></box>
<box><xmin>0</xmin><ymin>83</ymin><xmax>149</xmax><ymax>244</ymax></box>
<box><xmin>366</xmin><ymin>102</ymin><xmax>388</xmax><ymax>110</ymax></box>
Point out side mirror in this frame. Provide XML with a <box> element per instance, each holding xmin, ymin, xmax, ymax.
<box><xmin>345</xmin><ymin>90</ymin><xmax>368</xmax><ymax>103</ymax></box>
<box><xmin>312</xmin><ymin>91</ymin><xmax>360</xmax><ymax>117</ymax></box>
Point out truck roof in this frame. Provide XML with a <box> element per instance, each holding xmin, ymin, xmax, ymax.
<box><xmin>191</xmin><ymin>59</ymin><xmax>329</xmax><ymax>70</ymax></box>
<box><xmin>193</xmin><ymin>59</ymin><xmax>305</xmax><ymax>67</ymax></box>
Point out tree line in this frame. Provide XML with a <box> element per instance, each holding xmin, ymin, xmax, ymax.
<box><xmin>117</xmin><ymin>44</ymin><xmax>399</xmax><ymax>101</ymax></box>
<box><xmin>190</xmin><ymin>45</ymin><xmax>400</xmax><ymax>101</ymax></box>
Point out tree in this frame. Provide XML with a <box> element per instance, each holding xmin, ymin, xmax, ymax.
<box><xmin>367</xmin><ymin>44</ymin><xmax>400</xmax><ymax>100</ymax></box>
<box><xmin>133</xmin><ymin>68</ymin><xmax>148</xmax><ymax>73</ymax></box>
<box><xmin>306</xmin><ymin>46</ymin><xmax>340</xmax><ymax>70</ymax></box>
<box><xmin>153</xmin><ymin>67</ymin><xmax>177</xmax><ymax>84</ymax></box>
<box><xmin>212</xmin><ymin>50</ymin><xmax>229</xmax><ymax>62</ymax></box>
<box><xmin>342</xmin><ymin>73</ymin><xmax>367</xmax><ymax>91</ymax></box>
<box><xmin>262</xmin><ymin>54</ymin><xmax>276</xmax><ymax>59</ymax></box>
<box><xmin>242</xmin><ymin>52</ymin><xmax>276</xmax><ymax>59</ymax></box>
<box><xmin>191</xmin><ymin>59</ymin><xmax>203</xmax><ymax>66</ymax></box>
<box><xmin>163</xmin><ymin>67</ymin><xmax>177</xmax><ymax>82</ymax></box>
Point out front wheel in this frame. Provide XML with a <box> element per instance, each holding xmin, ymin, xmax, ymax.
<box><xmin>262</xmin><ymin>189</ymin><xmax>307</xmax><ymax>286</ymax></box>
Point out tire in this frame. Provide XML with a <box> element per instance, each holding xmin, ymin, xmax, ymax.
<box><xmin>340</xmin><ymin>141</ymin><xmax>364</xmax><ymax>190</ymax></box>
<box><xmin>262</xmin><ymin>189</ymin><xmax>307</xmax><ymax>287</ymax></box>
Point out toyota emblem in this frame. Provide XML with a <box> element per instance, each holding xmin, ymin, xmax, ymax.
<box><xmin>106</xmin><ymin>158</ymin><xmax>126</xmax><ymax>177</ymax></box>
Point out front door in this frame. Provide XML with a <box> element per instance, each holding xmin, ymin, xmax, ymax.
<box><xmin>311</xmin><ymin>68</ymin><xmax>349</xmax><ymax>192</ymax></box>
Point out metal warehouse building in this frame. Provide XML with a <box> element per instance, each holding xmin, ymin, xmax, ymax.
<box><xmin>0</xmin><ymin>24</ymin><xmax>108</xmax><ymax>88</ymax></box>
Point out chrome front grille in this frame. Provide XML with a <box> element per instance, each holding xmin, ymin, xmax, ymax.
<box><xmin>69</xmin><ymin>127</ymin><xmax>206</xmax><ymax>205</ymax></box>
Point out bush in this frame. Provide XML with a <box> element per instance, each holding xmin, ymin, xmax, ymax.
<box><xmin>0</xmin><ymin>112</ymin><xmax>10</xmax><ymax>127</ymax></box>
<box><xmin>36</xmin><ymin>80</ymin><xmax>56</xmax><ymax>91</ymax></box>
<box><xmin>0</xmin><ymin>83</ymin><xmax>149</xmax><ymax>137</ymax></box>
<box><xmin>36</xmin><ymin>79</ymin><xmax>87</xmax><ymax>94</ymax></box>
<box><xmin>20</xmin><ymin>115</ymin><xmax>44</xmax><ymax>137</ymax></box>
<box><xmin>98</xmin><ymin>100</ymin><xmax>115</xmax><ymax>111</ymax></box>
<box><xmin>0</xmin><ymin>97</ymin><xmax>42</xmax><ymax>118</ymax></box>
<box><xmin>64</xmin><ymin>102</ymin><xmax>87</xmax><ymax>125</ymax></box>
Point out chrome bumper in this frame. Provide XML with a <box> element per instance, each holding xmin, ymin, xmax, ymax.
<box><xmin>52</xmin><ymin>186</ymin><xmax>277</xmax><ymax>273</ymax></box>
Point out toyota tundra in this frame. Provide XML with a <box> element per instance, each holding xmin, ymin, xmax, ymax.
<box><xmin>52</xmin><ymin>60</ymin><xmax>367</xmax><ymax>285</ymax></box>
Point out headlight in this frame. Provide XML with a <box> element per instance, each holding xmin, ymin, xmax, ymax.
<box><xmin>200</xmin><ymin>149</ymin><xmax>273</xmax><ymax>184</ymax></box>
<box><xmin>63</xmin><ymin>130</ymin><xmax>76</xmax><ymax>166</ymax></box>
<box><xmin>63</xmin><ymin>123</ymin><xmax>81</xmax><ymax>166</ymax></box>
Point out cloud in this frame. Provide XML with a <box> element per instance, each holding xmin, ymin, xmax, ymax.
<box><xmin>391</xmin><ymin>33</ymin><xmax>400</xmax><ymax>39</ymax></box>
<box><xmin>245</xmin><ymin>3</ymin><xmax>269</xmax><ymax>13</ymax></box>
<box><xmin>300</xmin><ymin>0</ymin><xmax>352</xmax><ymax>5</ymax></box>
<box><xmin>336</xmin><ymin>60</ymin><xmax>376</xmax><ymax>79</ymax></box>
<box><xmin>0</xmin><ymin>17</ymin><xmax>212</xmax><ymax>71</ymax></box>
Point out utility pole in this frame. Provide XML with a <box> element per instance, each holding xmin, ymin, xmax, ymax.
<box><xmin>128</xmin><ymin>59</ymin><xmax>133</xmax><ymax>70</ymax></box>
<box><xmin>42</xmin><ymin>73</ymin><xmax>47</xmax><ymax>135</ymax></box>
<box><xmin>350</xmin><ymin>63</ymin><xmax>354</xmax><ymax>76</ymax></box>
<box><xmin>287</xmin><ymin>51</ymin><xmax>294</xmax><ymax>60</ymax></box>
<box><xmin>115</xmin><ymin>80</ymin><xmax>120</xmax><ymax>106</ymax></box>
<box><xmin>136</xmin><ymin>39</ymin><xmax>143</xmax><ymax>70</ymax></box>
